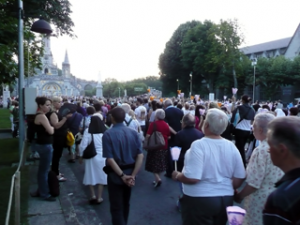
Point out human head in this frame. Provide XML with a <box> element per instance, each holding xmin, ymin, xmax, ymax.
<box><xmin>182</xmin><ymin>113</ymin><xmax>195</xmax><ymax>128</ymax></box>
<box><xmin>253</xmin><ymin>113</ymin><xmax>275</xmax><ymax>141</ymax></box>
<box><xmin>128</xmin><ymin>109</ymin><xmax>136</xmax><ymax>119</ymax></box>
<box><xmin>155</xmin><ymin>109</ymin><xmax>165</xmax><ymax>120</ymax></box>
<box><xmin>136</xmin><ymin>97</ymin><xmax>143</xmax><ymax>106</ymax></box>
<box><xmin>275</xmin><ymin>108</ymin><xmax>286</xmax><ymax>117</ymax></box>
<box><xmin>164</xmin><ymin>99</ymin><xmax>172</xmax><ymax>108</ymax></box>
<box><xmin>241</xmin><ymin>94</ymin><xmax>251</xmax><ymax>104</ymax></box>
<box><xmin>203</xmin><ymin>108</ymin><xmax>228</xmax><ymax>135</ymax></box>
<box><xmin>267</xmin><ymin>117</ymin><xmax>300</xmax><ymax>169</ymax></box>
<box><xmin>151</xmin><ymin>100</ymin><xmax>157</xmax><ymax>111</ymax></box>
<box><xmin>35</xmin><ymin>97</ymin><xmax>51</xmax><ymax>113</ymax></box>
<box><xmin>184</xmin><ymin>102</ymin><xmax>190</xmax><ymax>110</ymax></box>
<box><xmin>52</xmin><ymin>96</ymin><xmax>62</xmax><ymax>110</ymax></box>
<box><xmin>88</xmin><ymin>116</ymin><xmax>106</xmax><ymax>134</ymax></box>
<box><xmin>86</xmin><ymin>106</ymin><xmax>95</xmax><ymax>115</ymax></box>
<box><xmin>121</xmin><ymin>103</ymin><xmax>131</xmax><ymax>114</ymax></box>
<box><xmin>208</xmin><ymin>102</ymin><xmax>220</xmax><ymax>109</ymax></box>
<box><xmin>93</xmin><ymin>103</ymin><xmax>102</xmax><ymax>112</ymax></box>
<box><xmin>111</xmin><ymin>107</ymin><xmax>125</xmax><ymax>124</ymax></box>
<box><xmin>289</xmin><ymin>107</ymin><xmax>299</xmax><ymax>116</ymax></box>
<box><xmin>177</xmin><ymin>103</ymin><xmax>183</xmax><ymax>110</ymax></box>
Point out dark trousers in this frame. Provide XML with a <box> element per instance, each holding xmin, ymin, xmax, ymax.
<box><xmin>165</xmin><ymin>147</ymin><xmax>174</xmax><ymax>176</ymax></box>
<box><xmin>107</xmin><ymin>175</ymin><xmax>132</xmax><ymax>225</ymax></box>
<box><xmin>51</xmin><ymin>141</ymin><xmax>64</xmax><ymax>176</ymax></box>
<box><xmin>235</xmin><ymin>129</ymin><xmax>251</xmax><ymax>167</ymax></box>
<box><xmin>181</xmin><ymin>195</ymin><xmax>233</xmax><ymax>225</ymax></box>
<box><xmin>12</xmin><ymin>122</ymin><xmax>19</xmax><ymax>137</ymax></box>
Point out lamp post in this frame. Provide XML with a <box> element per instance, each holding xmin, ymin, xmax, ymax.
<box><xmin>18</xmin><ymin>0</ymin><xmax>52</xmax><ymax>157</ymax></box>
<box><xmin>176</xmin><ymin>79</ymin><xmax>179</xmax><ymax>90</ymax></box>
<box><xmin>118</xmin><ymin>87</ymin><xmax>120</xmax><ymax>99</ymax></box>
<box><xmin>251</xmin><ymin>58</ymin><xmax>257</xmax><ymax>102</ymax></box>
<box><xmin>189</xmin><ymin>72</ymin><xmax>193</xmax><ymax>97</ymax></box>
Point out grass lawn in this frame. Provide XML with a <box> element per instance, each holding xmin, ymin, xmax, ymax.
<box><xmin>0</xmin><ymin>109</ymin><xmax>11</xmax><ymax>129</ymax></box>
<box><xmin>0</xmin><ymin>138</ymin><xmax>29</xmax><ymax>225</ymax></box>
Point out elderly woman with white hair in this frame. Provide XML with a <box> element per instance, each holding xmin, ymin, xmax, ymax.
<box><xmin>235</xmin><ymin>113</ymin><xmax>283</xmax><ymax>225</ymax></box>
<box><xmin>145</xmin><ymin>109</ymin><xmax>170</xmax><ymax>187</ymax></box>
<box><xmin>172</xmin><ymin>108</ymin><xmax>246</xmax><ymax>225</ymax></box>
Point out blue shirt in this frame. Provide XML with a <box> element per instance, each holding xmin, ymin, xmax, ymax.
<box><xmin>102</xmin><ymin>123</ymin><xmax>142</xmax><ymax>165</ymax></box>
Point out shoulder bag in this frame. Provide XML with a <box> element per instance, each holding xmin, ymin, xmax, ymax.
<box><xmin>82</xmin><ymin>134</ymin><xmax>97</xmax><ymax>159</ymax></box>
<box><xmin>143</xmin><ymin>122</ymin><xmax>165</xmax><ymax>150</ymax></box>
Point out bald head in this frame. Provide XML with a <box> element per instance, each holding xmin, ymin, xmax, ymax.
<box><xmin>182</xmin><ymin>113</ymin><xmax>195</xmax><ymax>127</ymax></box>
<box><xmin>268</xmin><ymin>116</ymin><xmax>300</xmax><ymax>159</ymax></box>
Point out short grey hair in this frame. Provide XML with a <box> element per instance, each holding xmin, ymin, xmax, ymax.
<box><xmin>254</xmin><ymin>113</ymin><xmax>275</xmax><ymax>135</ymax></box>
<box><xmin>164</xmin><ymin>99</ymin><xmax>172</xmax><ymax>108</ymax></box>
<box><xmin>121</xmin><ymin>103</ymin><xmax>131</xmax><ymax>113</ymax></box>
<box><xmin>205</xmin><ymin>108</ymin><xmax>228</xmax><ymax>135</ymax></box>
<box><xmin>268</xmin><ymin>116</ymin><xmax>300</xmax><ymax>158</ymax></box>
<box><xmin>155</xmin><ymin>109</ymin><xmax>165</xmax><ymax>120</ymax></box>
<box><xmin>182</xmin><ymin>113</ymin><xmax>195</xmax><ymax>127</ymax></box>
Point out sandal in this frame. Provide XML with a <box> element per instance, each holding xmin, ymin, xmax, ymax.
<box><xmin>58</xmin><ymin>177</ymin><xmax>67</xmax><ymax>182</ymax></box>
<box><xmin>96</xmin><ymin>198</ymin><xmax>103</xmax><ymax>204</ymax></box>
<box><xmin>89</xmin><ymin>196</ymin><xmax>97</xmax><ymax>205</ymax></box>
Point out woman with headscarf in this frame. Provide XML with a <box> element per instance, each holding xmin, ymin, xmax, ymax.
<box><xmin>79</xmin><ymin>116</ymin><xmax>107</xmax><ymax>204</ymax></box>
<box><xmin>275</xmin><ymin>108</ymin><xmax>286</xmax><ymax>117</ymax></box>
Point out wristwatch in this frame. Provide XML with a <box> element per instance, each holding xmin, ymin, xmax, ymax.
<box><xmin>119</xmin><ymin>172</ymin><xmax>125</xmax><ymax>178</ymax></box>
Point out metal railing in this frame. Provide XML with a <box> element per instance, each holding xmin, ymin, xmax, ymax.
<box><xmin>5</xmin><ymin>140</ymin><xmax>27</xmax><ymax>225</ymax></box>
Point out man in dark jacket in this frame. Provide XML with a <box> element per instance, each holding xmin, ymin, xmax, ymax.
<box><xmin>174</xmin><ymin>113</ymin><xmax>204</xmax><ymax>172</ymax></box>
<box><xmin>263</xmin><ymin>116</ymin><xmax>300</xmax><ymax>225</ymax></box>
<box><xmin>164</xmin><ymin>99</ymin><xmax>184</xmax><ymax>177</ymax></box>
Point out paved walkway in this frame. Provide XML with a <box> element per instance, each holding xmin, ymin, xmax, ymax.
<box><xmin>28</xmin><ymin>150</ymin><xmax>182</xmax><ymax>225</ymax></box>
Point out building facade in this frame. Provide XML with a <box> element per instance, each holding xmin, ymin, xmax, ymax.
<box><xmin>25</xmin><ymin>37</ymin><xmax>103</xmax><ymax>97</ymax></box>
<box><xmin>240</xmin><ymin>23</ymin><xmax>300</xmax><ymax>102</ymax></box>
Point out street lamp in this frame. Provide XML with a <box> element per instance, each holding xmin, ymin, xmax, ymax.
<box><xmin>18</xmin><ymin>0</ymin><xmax>52</xmax><ymax>156</ymax></box>
<box><xmin>189</xmin><ymin>72</ymin><xmax>193</xmax><ymax>97</ymax></box>
<box><xmin>176</xmin><ymin>79</ymin><xmax>179</xmax><ymax>90</ymax></box>
<box><xmin>251</xmin><ymin>58</ymin><xmax>257</xmax><ymax>102</ymax></box>
<box><xmin>118</xmin><ymin>87</ymin><xmax>120</xmax><ymax>99</ymax></box>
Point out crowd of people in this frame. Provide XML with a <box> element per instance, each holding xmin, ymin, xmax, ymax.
<box><xmin>6</xmin><ymin>93</ymin><xmax>300</xmax><ymax>225</ymax></box>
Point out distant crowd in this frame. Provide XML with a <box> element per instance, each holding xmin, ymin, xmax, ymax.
<box><xmin>3</xmin><ymin>94</ymin><xmax>300</xmax><ymax>225</ymax></box>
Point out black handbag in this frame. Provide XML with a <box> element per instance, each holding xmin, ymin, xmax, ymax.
<box><xmin>82</xmin><ymin>134</ymin><xmax>97</xmax><ymax>159</ymax></box>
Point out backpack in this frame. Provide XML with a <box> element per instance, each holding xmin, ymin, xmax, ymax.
<box><xmin>124</xmin><ymin>118</ymin><xmax>133</xmax><ymax>126</ymax></box>
<box><xmin>48</xmin><ymin>171</ymin><xmax>59</xmax><ymax>197</ymax></box>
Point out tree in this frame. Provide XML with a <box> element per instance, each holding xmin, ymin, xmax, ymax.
<box><xmin>158</xmin><ymin>20</ymin><xmax>201</xmax><ymax>96</ymax></box>
<box><xmin>0</xmin><ymin>0</ymin><xmax>75</xmax><ymax>84</ymax></box>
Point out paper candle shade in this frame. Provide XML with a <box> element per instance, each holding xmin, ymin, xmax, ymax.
<box><xmin>170</xmin><ymin>146</ymin><xmax>182</xmax><ymax>161</ymax></box>
<box><xmin>180</xmin><ymin>93</ymin><xmax>184</xmax><ymax>98</ymax></box>
<box><xmin>199</xmin><ymin>109</ymin><xmax>205</xmax><ymax>115</ymax></box>
<box><xmin>195</xmin><ymin>95</ymin><xmax>200</xmax><ymax>101</ymax></box>
<box><xmin>191</xmin><ymin>96</ymin><xmax>194</xmax><ymax>100</ymax></box>
<box><xmin>232</xmin><ymin>88</ymin><xmax>238</xmax><ymax>94</ymax></box>
<box><xmin>226</xmin><ymin>206</ymin><xmax>246</xmax><ymax>225</ymax></box>
<box><xmin>177</xmin><ymin>90</ymin><xmax>181</xmax><ymax>94</ymax></box>
<box><xmin>223</xmin><ymin>95</ymin><xmax>227</xmax><ymax>100</ymax></box>
<box><xmin>160</xmin><ymin>98</ymin><xmax>164</xmax><ymax>102</ymax></box>
<box><xmin>150</xmin><ymin>96</ymin><xmax>154</xmax><ymax>101</ymax></box>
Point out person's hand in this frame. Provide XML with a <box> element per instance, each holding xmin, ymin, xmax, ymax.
<box><xmin>233</xmin><ymin>190</ymin><xmax>242</xmax><ymax>203</ymax></box>
<box><xmin>66</xmin><ymin>113</ymin><xmax>73</xmax><ymax>118</ymax></box>
<box><xmin>122</xmin><ymin>175</ymin><xmax>135</xmax><ymax>187</ymax></box>
<box><xmin>172</xmin><ymin>171</ymin><xmax>180</xmax><ymax>181</ymax></box>
<box><xmin>78</xmin><ymin>157</ymin><xmax>83</xmax><ymax>164</ymax></box>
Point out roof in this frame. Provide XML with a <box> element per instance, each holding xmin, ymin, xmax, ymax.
<box><xmin>240</xmin><ymin>37</ymin><xmax>292</xmax><ymax>54</ymax></box>
<box><xmin>63</xmin><ymin>50</ymin><xmax>70</xmax><ymax>64</ymax></box>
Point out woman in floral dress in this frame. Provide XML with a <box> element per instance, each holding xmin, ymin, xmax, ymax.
<box><xmin>235</xmin><ymin>112</ymin><xmax>284</xmax><ymax>225</ymax></box>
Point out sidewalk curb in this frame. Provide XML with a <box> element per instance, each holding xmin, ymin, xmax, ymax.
<box><xmin>59</xmin><ymin>156</ymin><xmax>103</xmax><ymax>225</ymax></box>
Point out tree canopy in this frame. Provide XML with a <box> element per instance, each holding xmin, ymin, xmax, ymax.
<box><xmin>159</xmin><ymin>19</ymin><xmax>246</xmax><ymax>97</ymax></box>
<box><xmin>0</xmin><ymin>0</ymin><xmax>75</xmax><ymax>84</ymax></box>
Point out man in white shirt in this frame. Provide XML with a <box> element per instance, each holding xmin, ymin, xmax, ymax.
<box><xmin>172</xmin><ymin>109</ymin><xmax>245</xmax><ymax>225</ymax></box>
<box><xmin>134</xmin><ymin>97</ymin><xmax>147</xmax><ymax>134</ymax></box>
<box><xmin>121</xmin><ymin>103</ymin><xmax>139</xmax><ymax>132</ymax></box>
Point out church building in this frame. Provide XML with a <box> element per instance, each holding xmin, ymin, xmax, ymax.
<box><xmin>25</xmin><ymin>36</ymin><xmax>103</xmax><ymax>97</ymax></box>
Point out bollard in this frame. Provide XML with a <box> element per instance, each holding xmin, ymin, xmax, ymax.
<box><xmin>15</xmin><ymin>171</ymin><xmax>21</xmax><ymax>225</ymax></box>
